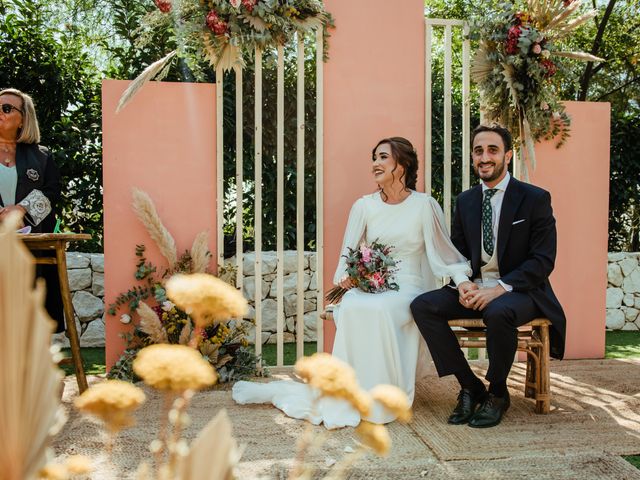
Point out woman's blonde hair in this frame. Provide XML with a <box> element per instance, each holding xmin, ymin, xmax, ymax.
<box><xmin>0</xmin><ymin>88</ymin><xmax>41</xmax><ymax>144</ymax></box>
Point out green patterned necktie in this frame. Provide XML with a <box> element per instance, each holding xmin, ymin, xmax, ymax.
<box><xmin>482</xmin><ymin>188</ymin><xmax>498</xmax><ymax>256</ymax></box>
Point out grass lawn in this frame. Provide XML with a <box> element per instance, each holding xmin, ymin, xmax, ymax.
<box><xmin>64</xmin><ymin>332</ymin><xmax>640</xmax><ymax>468</ymax></box>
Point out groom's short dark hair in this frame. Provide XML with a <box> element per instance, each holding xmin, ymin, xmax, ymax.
<box><xmin>471</xmin><ymin>124</ymin><xmax>513</xmax><ymax>153</ymax></box>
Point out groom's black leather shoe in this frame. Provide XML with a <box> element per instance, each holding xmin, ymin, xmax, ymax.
<box><xmin>448</xmin><ymin>388</ymin><xmax>487</xmax><ymax>425</ymax></box>
<box><xmin>468</xmin><ymin>392</ymin><xmax>510</xmax><ymax>428</ymax></box>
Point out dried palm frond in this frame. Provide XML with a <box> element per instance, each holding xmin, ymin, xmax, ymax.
<box><xmin>544</xmin><ymin>0</ymin><xmax>582</xmax><ymax>30</ymax></box>
<box><xmin>178</xmin><ymin>322</ymin><xmax>193</xmax><ymax>346</ymax></box>
<box><xmin>137</xmin><ymin>301</ymin><xmax>168</xmax><ymax>344</ymax></box>
<box><xmin>190</xmin><ymin>230</ymin><xmax>211</xmax><ymax>274</ymax></box>
<box><xmin>552</xmin><ymin>10</ymin><xmax>598</xmax><ymax>36</ymax></box>
<box><xmin>218</xmin><ymin>43</ymin><xmax>243</xmax><ymax>72</ymax></box>
<box><xmin>201</xmin><ymin>32</ymin><xmax>218</xmax><ymax>68</ymax></box>
<box><xmin>470</xmin><ymin>46</ymin><xmax>494</xmax><ymax>84</ymax></box>
<box><xmin>553</xmin><ymin>51</ymin><xmax>605</xmax><ymax>62</ymax></box>
<box><xmin>178</xmin><ymin>410</ymin><xmax>242</xmax><ymax>480</ymax></box>
<box><xmin>0</xmin><ymin>213</ymin><xmax>64</xmax><ymax>480</ymax></box>
<box><xmin>132</xmin><ymin>188</ymin><xmax>178</xmax><ymax>268</ymax></box>
<box><xmin>116</xmin><ymin>50</ymin><xmax>177</xmax><ymax>113</ymax></box>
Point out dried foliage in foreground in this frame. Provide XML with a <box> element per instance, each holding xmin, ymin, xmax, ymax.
<box><xmin>0</xmin><ymin>214</ymin><xmax>65</xmax><ymax>480</ymax></box>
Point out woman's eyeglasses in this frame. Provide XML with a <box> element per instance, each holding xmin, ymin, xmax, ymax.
<box><xmin>0</xmin><ymin>104</ymin><xmax>23</xmax><ymax>115</ymax></box>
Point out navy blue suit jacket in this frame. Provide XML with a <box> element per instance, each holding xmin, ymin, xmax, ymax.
<box><xmin>451</xmin><ymin>177</ymin><xmax>566</xmax><ymax>359</ymax></box>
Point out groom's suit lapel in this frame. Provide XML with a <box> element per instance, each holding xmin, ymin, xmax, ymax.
<box><xmin>467</xmin><ymin>186</ymin><xmax>483</xmax><ymax>274</ymax></box>
<box><xmin>497</xmin><ymin>177</ymin><xmax>525</xmax><ymax>264</ymax></box>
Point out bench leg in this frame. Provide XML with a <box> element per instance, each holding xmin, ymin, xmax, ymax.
<box><xmin>535</xmin><ymin>325</ymin><xmax>551</xmax><ymax>414</ymax></box>
<box><xmin>524</xmin><ymin>348</ymin><xmax>537</xmax><ymax>399</ymax></box>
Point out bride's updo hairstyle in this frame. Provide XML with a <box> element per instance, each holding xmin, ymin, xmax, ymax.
<box><xmin>372</xmin><ymin>137</ymin><xmax>418</xmax><ymax>197</ymax></box>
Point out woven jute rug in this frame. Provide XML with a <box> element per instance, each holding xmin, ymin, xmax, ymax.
<box><xmin>52</xmin><ymin>359</ymin><xmax>640</xmax><ymax>479</ymax></box>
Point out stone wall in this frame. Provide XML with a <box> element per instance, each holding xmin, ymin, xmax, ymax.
<box><xmin>606</xmin><ymin>253</ymin><xmax>640</xmax><ymax>331</ymax></box>
<box><xmin>225</xmin><ymin>251</ymin><xmax>320</xmax><ymax>344</ymax></box>
<box><xmin>52</xmin><ymin>252</ymin><xmax>105</xmax><ymax>348</ymax></box>
<box><xmin>61</xmin><ymin>250</ymin><xmax>637</xmax><ymax>349</ymax></box>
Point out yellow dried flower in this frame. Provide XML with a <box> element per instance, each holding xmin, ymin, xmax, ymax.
<box><xmin>370</xmin><ymin>384</ymin><xmax>412</xmax><ymax>423</ymax></box>
<box><xmin>74</xmin><ymin>380</ymin><xmax>146</xmax><ymax>433</ymax></box>
<box><xmin>64</xmin><ymin>455</ymin><xmax>93</xmax><ymax>475</ymax></box>
<box><xmin>38</xmin><ymin>463</ymin><xmax>68</xmax><ymax>480</ymax></box>
<box><xmin>295</xmin><ymin>353</ymin><xmax>372</xmax><ymax>416</ymax></box>
<box><xmin>166</xmin><ymin>273</ymin><xmax>248</xmax><ymax>327</ymax></box>
<box><xmin>355</xmin><ymin>421</ymin><xmax>391</xmax><ymax>457</ymax></box>
<box><xmin>133</xmin><ymin>344</ymin><xmax>218</xmax><ymax>392</ymax></box>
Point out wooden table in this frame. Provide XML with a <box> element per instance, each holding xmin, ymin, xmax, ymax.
<box><xmin>20</xmin><ymin>233</ymin><xmax>92</xmax><ymax>393</ymax></box>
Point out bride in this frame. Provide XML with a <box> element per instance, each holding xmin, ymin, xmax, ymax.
<box><xmin>232</xmin><ymin>137</ymin><xmax>471</xmax><ymax>429</ymax></box>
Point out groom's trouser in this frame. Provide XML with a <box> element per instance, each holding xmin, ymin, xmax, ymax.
<box><xmin>410</xmin><ymin>287</ymin><xmax>541</xmax><ymax>384</ymax></box>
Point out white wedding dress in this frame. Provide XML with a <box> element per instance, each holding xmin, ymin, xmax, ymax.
<box><xmin>232</xmin><ymin>191</ymin><xmax>471</xmax><ymax>428</ymax></box>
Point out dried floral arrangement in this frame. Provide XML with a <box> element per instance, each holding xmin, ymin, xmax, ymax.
<box><xmin>74</xmin><ymin>345</ymin><xmax>242</xmax><ymax>479</ymax></box>
<box><xmin>107</xmin><ymin>189</ymin><xmax>265</xmax><ymax>383</ymax></box>
<box><xmin>117</xmin><ymin>0</ymin><xmax>333</xmax><ymax>112</ymax></box>
<box><xmin>468</xmin><ymin>0</ymin><xmax>604</xmax><ymax>174</ymax></box>
<box><xmin>0</xmin><ymin>214</ymin><xmax>70</xmax><ymax>480</ymax></box>
<box><xmin>289</xmin><ymin>353</ymin><xmax>412</xmax><ymax>478</ymax></box>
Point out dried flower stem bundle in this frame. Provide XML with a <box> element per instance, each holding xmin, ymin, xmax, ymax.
<box><xmin>0</xmin><ymin>214</ymin><xmax>65</xmax><ymax>480</ymax></box>
<box><xmin>132</xmin><ymin>188</ymin><xmax>178</xmax><ymax>268</ymax></box>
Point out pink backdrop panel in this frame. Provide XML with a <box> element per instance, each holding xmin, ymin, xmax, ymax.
<box><xmin>102</xmin><ymin>79</ymin><xmax>217</xmax><ymax>369</ymax></box>
<box><xmin>323</xmin><ymin>0</ymin><xmax>426</xmax><ymax>351</ymax></box>
<box><xmin>530</xmin><ymin>101</ymin><xmax>610</xmax><ymax>359</ymax></box>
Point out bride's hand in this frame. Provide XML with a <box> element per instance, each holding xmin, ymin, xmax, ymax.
<box><xmin>338</xmin><ymin>276</ymin><xmax>356</xmax><ymax>289</ymax></box>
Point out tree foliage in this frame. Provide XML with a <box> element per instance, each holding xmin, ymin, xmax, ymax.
<box><xmin>425</xmin><ymin>0</ymin><xmax>640</xmax><ymax>250</ymax></box>
<box><xmin>0</xmin><ymin>0</ymin><xmax>103</xmax><ymax>251</ymax></box>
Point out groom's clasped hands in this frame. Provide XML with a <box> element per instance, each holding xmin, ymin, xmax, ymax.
<box><xmin>457</xmin><ymin>281</ymin><xmax>507</xmax><ymax>311</ymax></box>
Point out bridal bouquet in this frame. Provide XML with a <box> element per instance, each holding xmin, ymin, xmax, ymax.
<box><xmin>325</xmin><ymin>239</ymin><xmax>399</xmax><ymax>304</ymax></box>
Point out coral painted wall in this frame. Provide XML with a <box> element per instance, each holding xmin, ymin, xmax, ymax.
<box><xmin>102</xmin><ymin>80</ymin><xmax>217</xmax><ymax>369</ymax></box>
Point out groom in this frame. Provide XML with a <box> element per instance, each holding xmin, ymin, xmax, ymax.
<box><xmin>411</xmin><ymin>124</ymin><xmax>566</xmax><ymax>428</ymax></box>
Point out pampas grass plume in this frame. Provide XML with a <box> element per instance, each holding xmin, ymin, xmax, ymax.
<box><xmin>132</xmin><ymin>188</ymin><xmax>178</xmax><ymax>268</ymax></box>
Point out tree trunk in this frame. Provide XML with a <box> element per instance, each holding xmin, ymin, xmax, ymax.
<box><xmin>578</xmin><ymin>0</ymin><xmax>617</xmax><ymax>101</ymax></box>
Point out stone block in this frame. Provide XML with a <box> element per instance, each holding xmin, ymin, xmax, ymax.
<box><xmin>624</xmin><ymin>307</ymin><xmax>639</xmax><ymax>323</ymax></box>
<box><xmin>284</xmin><ymin>294</ymin><xmax>317</xmax><ymax>317</ymax></box>
<box><xmin>66</xmin><ymin>252</ymin><xmax>90</xmax><ymax>269</ymax></box>
<box><xmin>606</xmin><ymin>287</ymin><xmax>624</xmax><ymax>309</ymax></box>
<box><xmin>92</xmin><ymin>272</ymin><xmax>105</xmax><ymax>296</ymax></box>
<box><xmin>72</xmin><ymin>290</ymin><xmax>104</xmax><ymax>322</ymax></box>
<box><xmin>243</xmin><ymin>276</ymin><xmax>270</xmax><ymax>301</ymax></box>
<box><xmin>308</xmin><ymin>253</ymin><xmax>317</xmax><ymax>271</ymax></box>
<box><xmin>606</xmin><ymin>309</ymin><xmax>625</xmax><ymax>330</ymax></box>
<box><xmin>241</xmin><ymin>252</ymin><xmax>277</xmax><ymax>276</ymax></box>
<box><xmin>80</xmin><ymin>318</ymin><xmax>105</xmax><ymax>347</ymax></box>
<box><xmin>258</xmin><ymin>298</ymin><xmax>278</xmax><ymax>332</ymax></box>
<box><xmin>283</xmin><ymin>251</ymin><xmax>301</xmax><ymax>274</ymax></box>
<box><xmin>619</xmin><ymin>257</ymin><xmax>639</xmax><ymax>276</ymax></box>
<box><xmin>309</xmin><ymin>272</ymin><xmax>317</xmax><ymax>291</ymax></box>
<box><xmin>266</xmin><ymin>332</ymin><xmax>296</xmax><ymax>344</ymax></box>
<box><xmin>68</xmin><ymin>268</ymin><xmax>92</xmax><ymax>292</ymax></box>
<box><xmin>622</xmin><ymin>269</ymin><xmax>640</xmax><ymax>294</ymax></box>
<box><xmin>90</xmin><ymin>254</ymin><xmax>104</xmax><ymax>273</ymax></box>
<box><xmin>303</xmin><ymin>311</ymin><xmax>319</xmax><ymax>341</ymax></box>
<box><xmin>635</xmin><ymin>295</ymin><xmax>640</xmax><ymax>310</ymax></box>
<box><xmin>269</xmin><ymin>272</ymin><xmax>311</xmax><ymax>298</ymax></box>
<box><xmin>608</xmin><ymin>252</ymin><xmax>626</xmax><ymax>262</ymax></box>
<box><xmin>607</xmin><ymin>263</ymin><xmax>623</xmax><ymax>287</ymax></box>
<box><xmin>621</xmin><ymin>322</ymin><xmax>639</xmax><ymax>331</ymax></box>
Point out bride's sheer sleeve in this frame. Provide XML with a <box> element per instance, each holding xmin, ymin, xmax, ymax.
<box><xmin>423</xmin><ymin>196</ymin><xmax>471</xmax><ymax>286</ymax></box>
<box><xmin>333</xmin><ymin>198</ymin><xmax>367</xmax><ymax>285</ymax></box>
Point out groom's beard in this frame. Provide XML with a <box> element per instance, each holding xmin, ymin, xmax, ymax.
<box><xmin>474</xmin><ymin>156</ymin><xmax>507</xmax><ymax>183</ymax></box>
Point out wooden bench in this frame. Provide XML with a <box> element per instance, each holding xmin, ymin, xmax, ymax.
<box><xmin>321</xmin><ymin>310</ymin><xmax>551</xmax><ymax>414</ymax></box>
<box><xmin>448</xmin><ymin>318</ymin><xmax>552</xmax><ymax>414</ymax></box>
